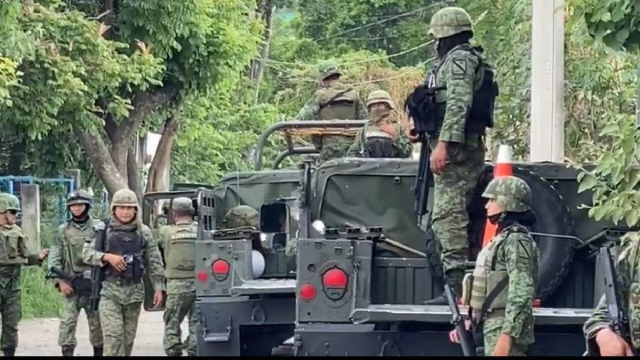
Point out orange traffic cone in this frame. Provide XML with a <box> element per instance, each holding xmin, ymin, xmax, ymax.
<box><xmin>481</xmin><ymin>145</ymin><xmax>514</xmax><ymax>248</ymax></box>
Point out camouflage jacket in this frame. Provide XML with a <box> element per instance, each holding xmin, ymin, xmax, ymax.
<box><xmin>478</xmin><ymin>223</ymin><xmax>539</xmax><ymax>344</ymax></box>
<box><xmin>294</xmin><ymin>82</ymin><xmax>367</xmax><ymax>121</ymax></box>
<box><xmin>0</xmin><ymin>224</ymin><xmax>42</xmax><ymax>290</ymax></box>
<box><xmin>158</xmin><ymin>220</ymin><xmax>196</xmax><ymax>295</ymax></box>
<box><xmin>432</xmin><ymin>44</ymin><xmax>482</xmax><ymax>144</ymax></box>
<box><xmin>49</xmin><ymin>217</ymin><xmax>102</xmax><ymax>285</ymax></box>
<box><xmin>82</xmin><ymin>221</ymin><xmax>165</xmax><ymax>305</ymax></box>
<box><xmin>584</xmin><ymin>232</ymin><xmax>640</xmax><ymax>350</ymax></box>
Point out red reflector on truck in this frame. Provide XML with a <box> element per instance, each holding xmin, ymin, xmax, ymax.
<box><xmin>211</xmin><ymin>259</ymin><xmax>230</xmax><ymax>281</ymax></box>
<box><xmin>323</xmin><ymin>268</ymin><xmax>348</xmax><ymax>288</ymax></box>
<box><xmin>299</xmin><ymin>283</ymin><xmax>316</xmax><ymax>300</ymax></box>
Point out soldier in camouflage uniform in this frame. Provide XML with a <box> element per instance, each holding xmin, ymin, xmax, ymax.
<box><xmin>82</xmin><ymin>189</ymin><xmax>165</xmax><ymax>356</ymax></box>
<box><xmin>346</xmin><ymin>89</ymin><xmax>413</xmax><ymax>158</ymax></box>
<box><xmin>583</xmin><ymin>231</ymin><xmax>640</xmax><ymax>356</ymax></box>
<box><xmin>224</xmin><ymin>205</ymin><xmax>260</xmax><ymax>229</ymax></box>
<box><xmin>49</xmin><ymin>190</ymin><xmax>104</xmax><ymax>356</ymax></box>
<box><xmin>294</xmin><ymin>60</ymin><xmax>368</xmax><ymax>162</ymax></box>
<box><xmin>423</xmin><ymin>7</ymin><xmax>493</xmax><ymax>305</ymax></box>
<box><xmin>159</xmin><ymin>197</ymin><xmax>198</xmax><ymax>356</ymax></box>
<box><xmin>450</xmin><ymin>176</ymin><xmax>539</xmax><ymax>356</ymax></box>
<box><xmin>0</xmin><ymin>193</ymin><xmax>49</xmax><ymax>357</ymax></box>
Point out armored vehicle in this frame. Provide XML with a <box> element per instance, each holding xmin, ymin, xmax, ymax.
<box><xmin>287</xmin><ymin>157</ymin><xmax>633</xmax><ymax>356</ymax></box>
<box><xmin>192</xmin><ymin>120</ymin><xmax>367</xmax><ymax>356</ymax></box>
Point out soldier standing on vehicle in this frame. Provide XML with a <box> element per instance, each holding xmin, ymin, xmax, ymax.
<box><xmin>294</xmin><ymin>60</ymin><xmax>368</xmax><ymax>162</ymax></box>
<box><xmin>159</xmin><ymin>197</ymin><xmax>198</xmax><ymax>357</ymax></box>
<box><xmin>224</xmin><ymin>205</ymin><xmax>260</xmax><ymax>229</ymax></box>
<box><xmin>82</xmin><ymin>189</ymin><xmax>165</xmax><ymax>356</ymax></box>
<box><xmin>421</xmin><ymin>6</ymin><xmax>497</xmax><ymax>305</ymax></box>
<box><xmin>0</xmin><ymin>192</ymin><xmax>49</xmax><ymax>357</ymax></box>
<box><xmin>449</xmin><ymin>176</ymin><xmax>539</xmax><ymax>356</ymax></box>
<box><xmin>48</xmin><ymin>190</ymin><xmax>104</xmax><ymax>356</ymax></box>
<box><xmin>346</xmin><ymin>89</ymin><xmax>413</xmax><ymax>158</ymax></box>
<box><xmin>583</xmin><ymin>232</ymin><xmax>640</xmax><ymax>356</ymax></box>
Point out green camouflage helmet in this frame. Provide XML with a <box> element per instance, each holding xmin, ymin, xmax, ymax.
<box><xmin>366</xmin><ymin>89</ymin><xmax>395</xmax><ymax>110</ymax></box>
<box><xmin>110</xmin><ymin>188</ymin><xmax>138</xmax><ymax>208</ymax></box>
<box><xmin>224</xmin><ymin>205</ymin><xmax>259</xmax><ymax>229</ymax></box>
<box><xmin>66</xmin><ymin>189</ymin><xmax>92</xmax><ymax>207</ymax></box>
<box><xmin>482</xmin><ymin>176</ymin><xmax>532</xmax><ymax>213</ymax></box>
<box><xmin>428</xmin><ymin>7</ymin><xmax>474</xmax><ymax>39</ymax></box>
<box><xmin>172</xmin><ymin>197</ymin><xmax>194</xmax><ymax>212</ymax></box>
<box><xmin>317</xmin><ymin>60</ymin><xmax>341</xmax><ymax>81</ymax></box>
<box><xmin>0</xmin><ymin>193</ymin><xmax>20</xmax><ymax>213</ymax></box>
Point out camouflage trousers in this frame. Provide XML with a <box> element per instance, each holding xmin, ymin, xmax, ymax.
<box><xmin>430</xmin><ymin>136</ymin><xmax>485</xmax><ymax>274</ymax></box>
<box><xmin>483</xmin><ymin>315</ymin><xmax>532</xmax><ymax>356</ymax></box>
<box><xmin>163</xmin><ymin>292</ymin><xmax>197</xmax><ymax>356</ymax></box>
<box><xmin>314</xmin><ymin>135</ymin><xmax>353</xmax><ymax>162</ymax></box>
<box><xmin>99</xmin><ymin>298</ymin><xmax>142</xmax><ymax>356</ymax></box>
<box><xmin>0</xmin><ymin>288</ymin><xmax>20</xmax><ymax>351</ymax></box>
<box><xmin>58</xmin><ymin>294</ymin><xmax>103</xmax><ymax>347</ymax></box>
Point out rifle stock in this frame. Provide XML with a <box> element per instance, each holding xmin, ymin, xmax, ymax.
<box><xmin>46</xmin><ymin>266</ymin><xmax>74</xmax><ymax>282</ymax></box>
<box><xmin>598</xmin><ymin>247</ymin><xmax>636</xmax><ymax>355</ymax></box>
<box><xmin>445</xmin><ymin>283</ymin><xmax>476</xmax><ymax>357</ymax></box>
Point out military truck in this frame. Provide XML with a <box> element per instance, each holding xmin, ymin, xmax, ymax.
<box><xmin>286</xmin><ymin>157</ymin><xmax>633</xmax><ymax>356</ymax></box>
<box><xmin>192</xmin><ymin>120</ymin><xmax>367</xmax><ymax>356</ymax></box>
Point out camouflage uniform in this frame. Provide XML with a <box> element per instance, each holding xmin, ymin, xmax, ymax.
<box><xmin>48</xmin><ymin>190</ymin><xmax>103</xmax><ymax>356</ymax></box>
<box><xmin>295</xmin><ymin>60</ymin><xmax>368</xmax><ymax>162</ymax></box>
<box><xmin>0</xmin><ymin>193</ymin><xmax>47</xmax><ymax>357</ymax></box>
<box><xmin>424</xmin><ymin>7</ymin><xmax>488</xmax><ymax>305</ymax></box>
<box><xmin>460</xmin><ymin>176</ymin><xmax>539</xmax><ymax>356</ymax></box>
<box><xmin>583</xmin><ymin>231</ymin><xmax>640</xmax><ymax>355</ymax></box>
<box><xmin>160</xmin><ymin>198</ymin><xmax>198</xmax><ymax>356</ymax></box>
<box><xmin>347</xmin><ymin>89</ymin><xmax>413</xmax><ymax>158</ymax></box>
<box><xmin>224</xmin><ymin>205</ymin><xmax>260</xmax><ymax>229</ymax></box>
<box><xmin>82</xmin><ymin>189</ymin><xmax>165</xmax><ymax>356</ymax></box>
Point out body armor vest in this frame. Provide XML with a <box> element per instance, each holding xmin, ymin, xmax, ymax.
<box><xmin>0</xmin><ymin>225</ymin><xmax>28</xmax><ymax>265</ymax></box>
<box><xmin>165</xmin><ymin>223</ymin><xmax>197</xmax><ymax>279</ymax></box>
<box><xmin>361</xmin><ymin>124</ymin><xmax>394</xmax><ymax>158</ymax></box>
<box><xmin>104</xmin><ymin>227</ymin><xmax>145</xmax><ymax>284</ymax></box>
<box><xmin>466</xmin><ymin>225</ymin><xmax>529</xmax><ymax>312</ymax></box>
<box><xmin>318</xmin><ymin>87</ymin><xmax>359</xmax><ymax>121</ymax></box>
<box><xmin>64</xmin><ymin>221</ymin><xmax>93</xmax><ymax>274</ymax></box>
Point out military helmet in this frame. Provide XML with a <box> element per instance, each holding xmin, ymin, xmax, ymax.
<box><xmin>224</xmin><ymin>205</ymin><xmax>259</xmax><ymax>229</ymax></box>
<box><xmin>366</xmin><ymin>89</ymin><xmax>396</xmax><ymax>110</ymax></box>
<box><xmin>317</xmin><ymin>60</ymin><xmax>341</xmax><ymax>81</ymax></box>
<box><xmin>172</xmin><ymin>197</ymin><xmax>194</xmax><ymax>212</ymax></box>
<box><xmin>428</xmin><ymin>7</ymin><xmax>474</xmax><ymax>39</ymax></box>
<box><xmin>0</xmin><ymin>193</ymin><xmax>20</xmax><ymax>213</ymax></box>
<box><xmin>110</xmin><ymin>188</ymin><xmax>138</xmax><ymax>208</ymax></box>
<box><xmin>482</xmin><ymin>176</ymin><xmax>532</xmax><ymax>213</ymax></box>
<box><xmin>66</xmin><ymin>189</ymin><xmax>92</xmax><ymax>207</ymax></box>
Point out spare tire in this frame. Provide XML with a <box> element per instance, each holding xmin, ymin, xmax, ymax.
<box><xmin>424</xmin><ymin>164</ymin><xmax>575</xmax><ymax>301</ymax></box>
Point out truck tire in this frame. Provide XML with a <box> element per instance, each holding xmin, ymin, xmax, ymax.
<box><xmin>424</xmin><ymin>165</ymin><xmax>575</xmax><ymax>301</ymax></box>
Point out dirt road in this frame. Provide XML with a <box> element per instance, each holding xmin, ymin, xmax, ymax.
<box><xmin>16</xmin><ymin>310</ymin><xmax>183</xmax><ymax>356</ymax></box>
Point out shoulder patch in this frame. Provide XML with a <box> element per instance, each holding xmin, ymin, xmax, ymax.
<box><xmin>451</xmin><ymin>57</ymin><xmax>468</xmax><ymax>79</ymax></box>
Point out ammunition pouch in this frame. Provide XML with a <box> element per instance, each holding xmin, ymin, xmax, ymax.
<box><xmin>71</xmin><ymin>270</ymin><xmax>93</xmax><ymax>297</ymax></box>
<box><xmin>361</xmin><ymin>129</ymin><xmax>394</xmax><ymax>158</ymax></box>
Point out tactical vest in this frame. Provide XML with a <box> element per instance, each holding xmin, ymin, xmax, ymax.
<box><xmin>407</xmin><ymin>45</ymin><xmax>498</xmax><ymax>137</ymax></box>
<box><xmin>164</xmin><ymin>223</ymin><xmax>197</xmax><ymax>279</ymax></box>
<box><xmin>318</xmin><ymin>87</ymin><xmax>359</xmax><ymax>121</ymax></box>
<box><xmin>360</xmin><ymin>124</ymin><xmax>394</xmax><ymax>158</ymax></box>
<box><xmin>104</xmin><ymin>227</ymin><xmax>145</xmax><ymax>284</ymax></box>
<box><xmin>0</xmin><ymin>225</ymin><xmax>28</xmax><ymax>265</ymax></box>
<box><xmin>466</xmin><ymin>225</ymin><xmax>530</xmax><ymax>313</ymax></box>
<box><xmin>63</xmin><ymin>221</ymin><xmax>93</xmax><ymax>274</ymax></box>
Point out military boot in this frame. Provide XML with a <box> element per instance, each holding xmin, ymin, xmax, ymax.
<box><xmin>62</xmin><ymin>346</ymin><xmax>75</xmax><ymax>356</ymax></box>
<box><xmin>423</xmin><ymin>269</ymin><xmax>465</xmax><ymax>305</ymax></box>
<box><xmin>93</xmin><ymin>346</ymin><xmax>103</xmax><ymax>357</ymax></box>
<box><xmin>3</xmin><ymin>348</ymin><xmax>15</xmax><ymax>357</ymax></box>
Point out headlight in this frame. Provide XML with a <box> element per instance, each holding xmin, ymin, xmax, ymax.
<box><xmin>312</xmin><ymin>220</ymin><xmax>326</xmax><ymax>234</ymax></box>
<box><xmin>251</xmin><ymin>250</ymin><xmax>266</xmax><ymax>278</ymax></box>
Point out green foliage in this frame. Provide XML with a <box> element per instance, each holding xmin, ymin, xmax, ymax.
<box><xmin>576</xmin><ymin>0</ymin><xmax>640</xmax><ymax>52</ymax></box>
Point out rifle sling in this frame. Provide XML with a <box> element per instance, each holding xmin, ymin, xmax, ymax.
<box><xmin>318</xmin><ymin>88</ymin><xmax>353</xmax><ymax>110</ymax></box>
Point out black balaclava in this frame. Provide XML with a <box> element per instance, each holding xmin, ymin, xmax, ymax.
<box><xmin>436</xmin><ymin>30</ymin><xmax>473</xmax><ymax>59</ymax></box>
<box><xmin>488</xmin><ymin>210</ymin><xmax>537</xmax><ymax>232</ymax></box>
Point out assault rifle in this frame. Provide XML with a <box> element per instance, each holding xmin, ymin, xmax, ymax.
<box><xmin>598</xmin><ymin>247</ymin><xmax>637</xmax><ymax>356</ymax></box>
<box><xmin>46</xmin><ymin>266</ymin><xmax>93</xmax><ymax>297</ymax></box>
<box><xmin>445</xmin><ymin>283</ymin><xmax>477</xmax><ymax>357</ymax></box>
<box><xmin>89</xmin><ymin>221</ymin><xmax>108</xmax><ymax>312</ymax></box>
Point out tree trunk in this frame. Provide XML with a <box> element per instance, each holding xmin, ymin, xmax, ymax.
<box><xmin>73</xmin><ymin>127</ymin><xmax>128</xmax><ymax>194</ymax></box>
<box><xmin>250</xmin><ymin>0</ymin><xmax>276</xmax><ymax>102</ymax></box>
<box><xmin>145</xmin><ymin>116</ymin><xmax>179</xmax><ymax>194</ymax></box>
<box><xmin>127</xmin><ymin>143</ymin><xmax>143</xmax><ymax>200</ymax></box>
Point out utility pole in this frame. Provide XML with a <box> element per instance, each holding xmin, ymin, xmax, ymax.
<box><xmin>530</xmin><ymin>0</ymin><xmax>565</xmax><ymax>163</ymax></box>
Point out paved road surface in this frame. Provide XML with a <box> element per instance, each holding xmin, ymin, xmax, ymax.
<box><xmin>16</xmin><ymin>310</ymin><xmax>184</xmax><ymax>356</ymax></box>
